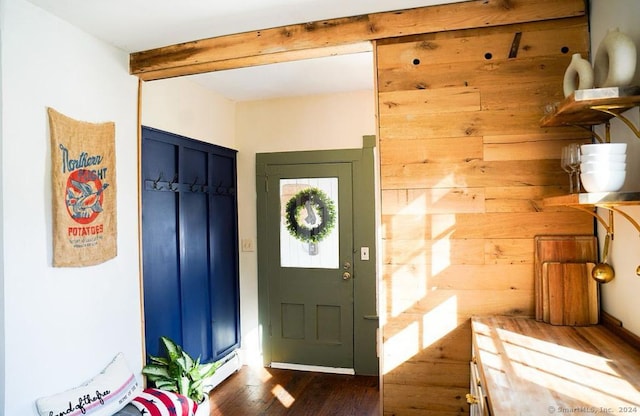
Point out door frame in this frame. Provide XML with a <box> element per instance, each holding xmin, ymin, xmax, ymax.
<box><xmin>256</xmin><ymin>136</ymin><xmax>379</xmax><ymax>376</ymax></box>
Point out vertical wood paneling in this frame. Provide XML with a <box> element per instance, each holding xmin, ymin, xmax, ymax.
<box><xmin>377</xmin><ymin>13</ymin><xmax>590</xmax><ymax>416</ymax></box>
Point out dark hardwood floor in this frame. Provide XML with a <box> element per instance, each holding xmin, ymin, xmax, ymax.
<box><xmin>207</xmin><ymin>366</ymin><xmax>380</xmax><ymax>416</ymax></box>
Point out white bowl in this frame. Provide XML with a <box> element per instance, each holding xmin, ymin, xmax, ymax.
<box><xmin>581</xmin><ymin>143</ymin><xmax>627</xmax><ymax>155</ymax></box>
<box><xmin>580</xmin><ymin>161</ymin><xmax>626</xmax><ymax>171</ymax></box>
<box><xmin>580</xmin><ymin>170</ymin><xmax>626</xmax><ymax>192</ymax></box>
<box><xmin>581</xmin><ymin>170</ymin><xmax>626</xmax><ymax>176</ymax></box>
<box><xmin>580</xmin><ymin>153</ymin><xmax>626</xmax><ymax>163</ymax></box>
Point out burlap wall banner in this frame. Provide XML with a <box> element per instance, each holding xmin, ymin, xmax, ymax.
<box><xmin>48</xmin><ymin>107</ymin><xmax>117</xmax><ymax>267</ymax></box>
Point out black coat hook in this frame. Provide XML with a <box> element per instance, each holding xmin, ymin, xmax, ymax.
<box><xmin>152</xmin><ymin>172</ymin><xmax>164</xmax><ymax>190</ymax></box>
<box><xmin>168</xmin><ymin>173</ymin><xmax>179</xmax><ymax>192</ymax></box>
<box><xmin>190</xmin><ymin>176</ymin><xmax>200</xmax><ymax>192</ymax></box>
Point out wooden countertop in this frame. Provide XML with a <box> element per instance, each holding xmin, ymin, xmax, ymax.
<box><xmin>472</xmin><ymin>316</ymin><xmax>640</xmax><ymax>415</ymax></box>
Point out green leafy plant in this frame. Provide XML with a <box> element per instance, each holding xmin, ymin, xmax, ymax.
<box><xmin>142</xmin><ymin>336</ymin><xmax>218</xmax><ymax>403</ymax></box>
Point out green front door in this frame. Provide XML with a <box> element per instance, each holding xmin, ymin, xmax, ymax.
<box><xmin>264</xmin><ymin>162</ymin><xmax>354</xmax><ymax>370</ymax></box>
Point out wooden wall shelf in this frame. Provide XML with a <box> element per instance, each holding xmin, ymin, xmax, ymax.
<box><xmin>543</xmin><ymin>191</ymin><xmax>640</xmax><ymax>208</ymax></box>
<box><xmin>544</xmin><ymin>192</ymin><xmax>640</xmax><ymax>235</ymax></box>
<box><xmin>544</xmin><ymin>192</ymin><xmax>640</xmax><ymax>276</ymax></box>
<box><xmin>540</xmin><ymin>86</ymin><xmax>640</xmax><ymax>127</ymax></box>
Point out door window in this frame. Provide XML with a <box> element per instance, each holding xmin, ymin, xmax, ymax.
<box><xmin>280</xmin><ymin>177</ymin><xmax>339</xmax><ymax>269</ymax></box>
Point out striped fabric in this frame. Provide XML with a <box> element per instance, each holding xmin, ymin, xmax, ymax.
<box><xmin>131</xmin><ymin>388</ymin><xmax>197</xmax><ymax>416</ymax></box>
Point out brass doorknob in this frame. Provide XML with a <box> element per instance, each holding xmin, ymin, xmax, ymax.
<box><xmin>342</xmin><ymin>271</ymin><xmax>352</xmax><ymax>280</ymax></box>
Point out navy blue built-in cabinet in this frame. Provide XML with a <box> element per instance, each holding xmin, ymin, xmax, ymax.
<box><xmin>141</xmin><ymin>126</ymin><xmax>240</xmax><ymax>364</ymax></box>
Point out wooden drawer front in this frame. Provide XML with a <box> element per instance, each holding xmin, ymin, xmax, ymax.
<box><xmin>469</xmin><ymin>360</ymin><xmax>489</xmax><ymax>416</ymax></box>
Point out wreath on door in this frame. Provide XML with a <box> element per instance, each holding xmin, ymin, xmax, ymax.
<box><xmin>285</xmin><ymin>187</ymin><xmax>336</xmax><ymax>243</ymax></box>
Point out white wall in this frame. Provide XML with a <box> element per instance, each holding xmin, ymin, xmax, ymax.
<box><xmin>141</xmin><ymin>77</ymin><xmax>235</xmax><ymax>149</ymax></box>
<box><xmin>590</xmin><ymin>0</ymin><xmax>640</xmax><ymax>336</ymax></box>
<box><xmin>0</xmin><ymin>0</ymin><xmax>142</xmax><ymax>414</ymax></box>
<box><xmin>235</xmin><ymin>91</ymin><xmax>376</xmax><ymax>364</ymax></box>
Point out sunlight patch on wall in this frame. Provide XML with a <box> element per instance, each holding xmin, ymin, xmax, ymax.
<box><xmin>380</xmin><ymin>276</ymin><xmax>388</xmax><ymax>327</ymax></box>
<box><xmin>431</xmin><ymin>213</ymin><xmax>456</xmax><ymax>240</ymax></box>
<box><xmin>431</xmin><ymin>231</ymin><xmax>453</xmax><ymax>277</ymax></box>
<box><xmin>383</xmin><ymin>296</ymin><xmax>459</xmax><ymax>374</ymax></box>
<box><xmin>404</xmin><ymin>189</ymin><xmax>428</xmax><ymax>214</ymax></box>
<box><xmin>390</xmin><ymin>264</ymin><xmax>427</xmax><ymax>317</ymax></box>
<box><xmin>383</xmin><ymin>321</ymin><xmax>420</xmax><ymax>373</ymax></box>
<box><xmin>422</xmin><ymin>295</ymin><xmax>457</xmax><ymax>348</ymax></box>
<box><xmin>404</xmin><ymin>187</ymin><xmax>458</xmax><ymax>215</ymax></box>
<box><xmin>381</xmin><ymin>175</ymin><xmax>462</xmax><ymax>374</ymax></box>
<box><xmin>428</xmin><ymin>186</ymin><xmax>452</xmax><ymax>206</ymax></box>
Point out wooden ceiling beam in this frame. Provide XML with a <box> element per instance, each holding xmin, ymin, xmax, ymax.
<box><xmin>129</xmin><ymin>0</ymin><xmax>586</xmax><ymax>81</ymax></box>
<box><xmin>133</xmin><ymin>42</ymin><xmax>373</xmax><ymax>81</ymax></box>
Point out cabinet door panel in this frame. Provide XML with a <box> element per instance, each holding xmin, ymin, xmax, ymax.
<box><xmin>142</xmin><ymin>139</ymin><xmax>181</xmax><ymax>357</ymax></box>
<box><xmin>181</xmin><ymin>190</ymin><xmax>213</xmax><ymax>360</ymax></box>
<box><xmin>180</xmin><ymin>146</ymin><xmax>213</xmax><ymax>360</ymax></box>
<box><xmin>210</xmin><ymin>153</ymin><xmax>240</xmax><ymax>359</ymax></box>
<box><xmin>211</xmin><ymin>194</ymin><xmax>239</xmax><ymax>357</ymax></box>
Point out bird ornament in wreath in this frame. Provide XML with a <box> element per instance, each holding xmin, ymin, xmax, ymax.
<box><xmin>284</xmin><ymin>187</ymin><xmax>336</xmax><ymax>254</ymax></box>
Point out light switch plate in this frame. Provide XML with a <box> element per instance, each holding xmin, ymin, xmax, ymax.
<box><xmin>360</xmin><ymin>246</ymin><xmax>370</xmax><ymax>261</ymax></box>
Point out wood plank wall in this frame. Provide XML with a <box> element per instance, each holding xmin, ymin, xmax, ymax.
<box><xmin>376</xmin><ymin>13</ymin><xmax>593</xmax><ymax>416</ymax></box>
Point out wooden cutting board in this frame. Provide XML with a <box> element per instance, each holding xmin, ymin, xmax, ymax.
<box><xmin>542</xmin><ymin>262</ymin><xmax>599</xmax><ymax>325</ymax></box>
<box><xmin>534</xmin><ymin>235</ymin><xmax>597</xmax><ymax>321</ymax></box>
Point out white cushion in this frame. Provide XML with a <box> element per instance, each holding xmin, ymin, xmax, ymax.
<box><xmin>36</xmin><ymin>353</ymin><xmax>141</xmax><ymax>416</ymax></box>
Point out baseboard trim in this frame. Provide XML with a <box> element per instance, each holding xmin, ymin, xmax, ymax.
<box><xmin>601</xmin><ymin>311</ymin><xmax>640</xmax><ymax>351</ymax></box>
<box><xmin>270</xmin><ymin>362</ymin><xmax>355</xmax><ymax>375</ymax></box>
<box><xmin>205</xmin><ymin>350</ymin><xmax>241</xmax><ymax>392</ymax></box>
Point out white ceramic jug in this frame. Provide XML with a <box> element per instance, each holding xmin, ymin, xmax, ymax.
<box><xmin>563</xmin><ymin>53</ymin><xmax>594</xmax><ymax>97</ymax></box>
